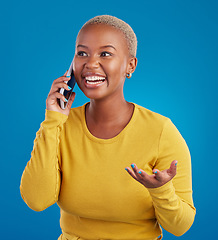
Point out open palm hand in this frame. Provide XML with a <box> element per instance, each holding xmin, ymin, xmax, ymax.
<box><xmin>125</xmin><ymin>160</ymin><xmax>177</xmax><ymax>188</ymax></box>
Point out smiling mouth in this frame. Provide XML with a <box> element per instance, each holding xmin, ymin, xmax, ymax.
<box><xmin>85</xmin><ymin>76</ymin><xmax>106</xmax><ymax>85</ymax></box>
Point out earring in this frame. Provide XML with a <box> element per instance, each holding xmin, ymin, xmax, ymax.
<box><xmin>126</xmin><ymin>73</ymin><xmax>132</xmax><ymax>78</ymax></box>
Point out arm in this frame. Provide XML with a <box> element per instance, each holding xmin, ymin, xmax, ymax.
<box><xmin>126</xmin><ymin>119</ymin><xmax>196</xmax><ymax>236</ymax></box>
<box><xmin>20</xmin><ymin>110</ymin><xmax>68</xmax><ymax>211</ymax></box>
<box><xmin>148</xmin><ymin>119</ymin><xmax>195</xmax><ymax>236</ymax></box>
<box><xmin>20</xmin><ymin>71</ymin><xmax>75</xmax><ymax>211</ymax></box>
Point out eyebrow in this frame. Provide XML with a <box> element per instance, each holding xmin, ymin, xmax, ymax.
<box><xmin>77</xmin><ymin>44</ymin><xmax>117</xmax><ymax>51</ymax></box>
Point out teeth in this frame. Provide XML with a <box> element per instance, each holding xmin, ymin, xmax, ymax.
<box><xmin>86</xmin><ymin>80</ymin><xmax>104</xmax><ymax>85</ymax></box>
<box><xmin>85</xmin><ymin>76</ymin><xmax>105</xmax><ymax>81</ymax></box>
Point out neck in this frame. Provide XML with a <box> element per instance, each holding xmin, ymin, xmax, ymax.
<box><xmin>86</xmin><ymin>95</ymin><xmax>132</xmax><ymax>125</ymax></box>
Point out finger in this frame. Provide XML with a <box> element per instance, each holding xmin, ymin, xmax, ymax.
<box><xmin>131</xmin><ymin>163</ymin><xmax>142</xmax><ymax>178</ymax></box>
<box><xmin>63</xmin><ymin>70</ymin><xmax>72</xmax><ymax>81</ymax></box>
<box><xmin>63</xmin><ymin>70</ymin><xmax>68</xmax><ymax>77</ymax></box>
<box><xmin>66</xmin><ymin>92</ymin><xmax>76</xmax><ymax>110</ymax></box>
<box><xmin>125</xmin><ymin>167</ymin><xmax>138</xmax><ymax>181</ymax></box>
<box><xmin>51</xmin><ymin>73</ymin><xmax>71</xmax><ymax>88</ymax></box>
<box><xmin>167</xmin><ymin>160</ymin><xmax>177</xmax><ymax>177</ymax></box>
<box><xmin>53</xmin><ymin>76</ymin><xmax>71</xmax><ymax>85</ymax></box>
<box><xmin>131</xmin><ymin>163</ymin><xmax>140</xmax><ymax>173</ymax></box>
<box><xmin>48</xmin><ymin>91</ymin><xmax>68</xmax><ymax>103</ymax></box>
<box><xmin>127</xmin><ymin>166</ymin><xmax>158</xmax><ymax>188</ymax></box>
<box><xmin>137</xmin><ymin>169</ymin><xmax>149</xmax><ymax>180</ymax></box>
<box><xmin>52</xmin><ymin>82</ymin><xmax>70</xmax><ymax>92</ymax></box>
<box><xmin>153</xmin><ymin>169</ymin><xmax>163</xmax><ymax>181</ymax></box>
<box><xmin>130</xmin><ymin>164</ymin><xmax>149</xmax><ymax>182</ymax></box>
<box><xmin>49</xmin><ymin>80</ymin><xmax>72</xmax><ymax>96</ymax></box>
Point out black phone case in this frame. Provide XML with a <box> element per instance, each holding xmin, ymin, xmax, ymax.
<box><xmin>59</xmin><ymin>72</ymin><xmax>76</xmax><ymax>109</ymax></box>
<box><xmin>63</xmin><ymin>72</ymin><xmax>76</xmax><ymax>100</ymax></box>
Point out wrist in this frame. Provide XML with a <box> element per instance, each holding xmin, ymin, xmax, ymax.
<box><xmin>42</xmin><ymin>109</ymin><xmax>68</xmax><ymax>128</ymax></box>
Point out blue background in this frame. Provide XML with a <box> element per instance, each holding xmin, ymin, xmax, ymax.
<box><xmin>1</xmin><ymin>0</ymin><xmax>217</xmax><ymax>239</ymax></box>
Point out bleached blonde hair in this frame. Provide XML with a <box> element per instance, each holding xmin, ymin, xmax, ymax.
<box><xmin>78</xmin><ymin>15</ymin><xmax>137</xmax><ymax>57</ymax></box>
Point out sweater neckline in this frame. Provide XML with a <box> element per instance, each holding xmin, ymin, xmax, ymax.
<box><xmin>81</xmin><ymin>102</ymin><xmax>138</xmax><ymax>144</ymax></box>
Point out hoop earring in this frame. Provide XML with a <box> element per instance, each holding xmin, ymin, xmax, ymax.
<box><xmin>126</xmin><ymin>73</ymin><xmax>132</xmax><ymax>78</ymax></box>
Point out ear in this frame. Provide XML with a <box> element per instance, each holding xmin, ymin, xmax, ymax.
<box><xmin>127</xmin><ymin>57</ymin><xmax>137</xmax><ymax>74</ymax></box>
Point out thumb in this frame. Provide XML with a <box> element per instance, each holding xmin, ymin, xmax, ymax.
<box><xmin>167</xmin><ymin>160</ymin><xmax>177</xmax><ymax>177</ymax></box>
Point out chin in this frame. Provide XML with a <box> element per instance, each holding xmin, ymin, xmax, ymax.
<box><xmin>84</xmin><ymin>92</ymin><xmax>107</xmax><ymax>101</ymax></box>
<box><xmin>79</xmin><ymin>87</ymin><xmax>109</xmax><ymax>101</ymax></box>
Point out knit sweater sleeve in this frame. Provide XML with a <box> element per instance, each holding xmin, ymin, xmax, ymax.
<box><xmin>147</xmin><ymin>119</ymin><xmax>196</xmax><ymax>236</ymax></box>
<box><xmin>20</xmin><ymin>110</ymin><xmax>68</xmax><ymax>212</ymax></box>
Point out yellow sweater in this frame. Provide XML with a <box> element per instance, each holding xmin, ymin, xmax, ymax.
<box><xmin>20</xmin><ymin>103</ymin><xmax>196</xmax><ymax>240</ymax></box>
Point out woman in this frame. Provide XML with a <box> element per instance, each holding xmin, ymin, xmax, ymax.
<box><xmin>20</xmin><ymin>15</ymin><xmax>196</xmax><ymax>240</ymax></box>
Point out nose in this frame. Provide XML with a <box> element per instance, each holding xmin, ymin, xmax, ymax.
<box><xmin>85</xmin><ymin>55</ymin><xmax>99</xmax><ymax>69</ymax></box>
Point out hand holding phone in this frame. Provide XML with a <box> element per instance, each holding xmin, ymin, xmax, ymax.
<box><xmin>59</xmin><ymin>60</ymin><xmax>76</xmax><ymax>109</ymax></box>
<box><xmin>46</xmin><ymin>59</ymin><xmax>76</xmax><ymax>115</ymax></box>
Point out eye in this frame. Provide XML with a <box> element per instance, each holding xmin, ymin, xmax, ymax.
<box><xmin>100</xmin><ymin>51</ymin><xmax>112</xmax><ymax>57</ymax></box>
<box><xmin>77</xmin><ymin>51</ymin><xmax>88</xmax><ymax>57</ymax></box>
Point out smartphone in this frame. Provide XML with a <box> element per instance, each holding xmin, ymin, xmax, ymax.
<box><xmin>59</xmin><ymin>60</ymin><xmax>76</xmax><ymax>109</ymax></box>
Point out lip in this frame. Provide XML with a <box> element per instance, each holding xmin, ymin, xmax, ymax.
<box><xmin>82</xmin><ymin>72</ymin><xmax>106</xmax><ymax>78</ymax></box>
<box><xmin>84</xmin><ymin>78</ymin><xmax>107</xmax><ymax>89</ymax></box>
<box><xmin>82</xmin><ymin>72</ymin><xmax>107</xmax><ymax>89</ymax></box>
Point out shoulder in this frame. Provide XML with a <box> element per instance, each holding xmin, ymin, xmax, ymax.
<box><xmin>133</xmin><ymin>103</ymin><xmax>170</xmax><ymax>126</ymax></box>
<box><xmin>63</xmin><ymin>103</ymin><xmax>87</xmax><ymax>128</ymax></box>
<box><xmin>130</xmin><ymin>103</ymin><xmax>174</xmax><ymax>139</ymax></box>
<box><xmin>134</xmin><ymin>104</ymin><xmax>185</xmax><ymax>145</ymax></box>
<box><xmin>133</xmin><ymin>103</ymin><xmax>187</xmax><ymax>153</ymax></box>
<box><xmin>68</xmin><ymin>103</ymin><xmax>87</xmax><ymax>119</ymax></box>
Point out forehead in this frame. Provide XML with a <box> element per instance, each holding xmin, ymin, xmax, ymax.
<box><xmin>76</xmin><ymin>24</ymin><xmax>128</xmax><ymax>51</ymax></box>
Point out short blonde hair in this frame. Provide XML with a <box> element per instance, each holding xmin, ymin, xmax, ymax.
<box><xmin>78</xmin><ymin>15</ymin><xmax>137</xmax><ymax>57</ymax></box>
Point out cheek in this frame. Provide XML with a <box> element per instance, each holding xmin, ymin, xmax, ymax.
<box><xmin>73</xmin><ymin>58</ymin><xmax>83</xmax><ymax>79</ymax></box>
<box><xmin>106</xmin><ymin>58</ymin><xmax>127</xmax><ymax>77</ymax></box>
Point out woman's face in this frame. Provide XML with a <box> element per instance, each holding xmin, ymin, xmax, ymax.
<box><xmin>73</xmin><ymin>24</ymin><xmax>136</xmax><ymax>100</ymax></box>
